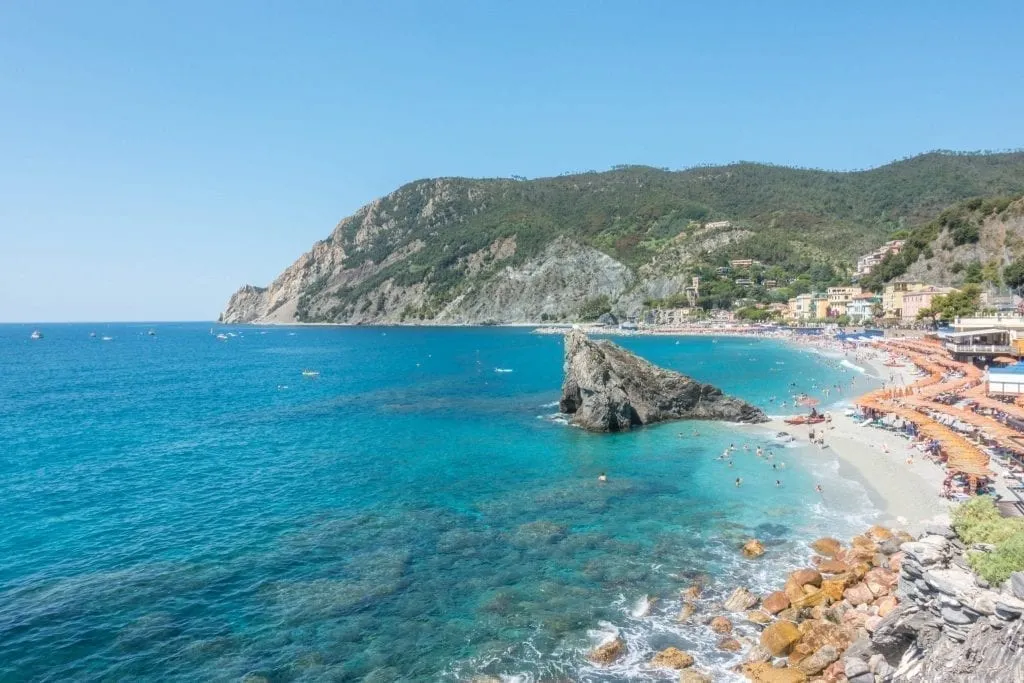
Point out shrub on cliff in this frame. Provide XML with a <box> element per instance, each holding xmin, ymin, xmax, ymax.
<box><xmin>953</xmin><ymin>497</ymin><xmax>1024</xmax><ymax>584</ymax></box>
<box><xmin>969</xmin><ymin>531</ymin><xmax>1024</xmax><ymax>585</ymax></box>
<box><xmin>952</xmin><ymin>496</ymin><xmax>1024</xmax><ymax>545</ymax></box>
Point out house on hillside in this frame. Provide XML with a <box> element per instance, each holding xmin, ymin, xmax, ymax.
<box><xmin>704</xmin><ymin>220</ymin><xmax>732</xmax><ymax>230</ymax></box>
<box><xmin>855</xmin><ymin>240</ymin><xmax>905</xmax><ymax>277</ymax></box>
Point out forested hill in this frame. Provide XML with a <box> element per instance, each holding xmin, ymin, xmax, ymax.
<box><xmin>222</xmin><ymin>151</ymin><xmax>1024</xmax><ymax>325</ymax></box>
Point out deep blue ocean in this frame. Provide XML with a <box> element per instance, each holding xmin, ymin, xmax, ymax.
<box><xmin>0</xmin><ymin>324</ymin><xmax>881</xmax><ymax>682</ymax></box>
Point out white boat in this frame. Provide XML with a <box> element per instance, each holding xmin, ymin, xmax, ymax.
<box><xmin>216</xmin><ymin>333</ymin><xmax>228</xmax><ymax>341</ymax></box>
<box><xmin>30</xmin><ymin>330</ymin><xmax>42</xmax><ymax>340</ymax></box>
<box><xmin>302</xmin><ymin>370</ymin><xmax>320</xmax><ymax>377</ymax></box>
<box><xmin>147</xmin><ymin>329</ymin><xmax>156</xmax><ymax>336</ymax></box>
<box><xmin>101</xmin><ymin>336</ymin><xmax>113</xmax><ymax>341</ymax></box>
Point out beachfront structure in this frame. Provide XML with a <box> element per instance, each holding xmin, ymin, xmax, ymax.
<box><xmin>986</xmin><ymin>364</ymin><xmax>1024</xmax><ymax>396</ymax></box>
<box><xmin>846</xmin><ymin>293</ymin><xmax>882</xmax><ymax>323</ymax></box>
<box><xmin>902</xmin><ymin>286</ymin><xmax>958</xmax><ymax>322</ymax></box>
<box><xmin>883</xmin><ymin>281</ymin><xmax>929</xmax><ymax>319</ymax></box>
<box><xmin>855</xmin><ymin>240</ymin><xmax>905</xmax><ymax>277</ymax></box>
<box><xmin>944</xmin><ymin>328</ymin><xmax>1014</xmax><ymax>361</ymax></box>
<box><xmin>826</xmin><ymin>286</ymin><xmax>863</xmax><ymax>316</ymax></box>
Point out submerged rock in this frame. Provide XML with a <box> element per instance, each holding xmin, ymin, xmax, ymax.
<box><xmin>588</xmin><ymin>637</ymin><xmax>625</xmax><ymax>665</ymax></box>
<box><xmin>742</xmin><ymin>539</ymin><xmax>766</xmax><ymax>558</ymax></box>
<box><xmin>649</xmin><ymin>646</ymin><xmax>694</xmax><ymax>669</ymax></box>
<box><xmin>558</xmin><ymin>329</ymin><xmax>767</xmax><ymax>432</ymax></box>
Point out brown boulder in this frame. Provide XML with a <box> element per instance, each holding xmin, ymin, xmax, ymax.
<box><xmin>710</xmin><ymin>616</ymin><xmax>733</xmax><ymax>634</ymax></box>
<box><xmin>791</xmin><ymin>586</ymin><xmax>827</xmax><ymax>610</ymax></box>
<box><xmin>864</xmin><ymin>567</ymin><xmax>898</xmax><ymax>588</ymax></box>
<box><xmin>875</xmin><ymin>595</ymin><xmax>898</xmax><ymax>617</ymax></box>
<box><xmin>789</xmin><ymin>568</ymin><xmax>823</xmax><ymax>588</ymax></box>
<box><xmin>761</xmin><ymin>620</ymin><xmax>802</xmax><ymax>656</ymax></box>
<box><xmin>743</xmin><ymin>539</ymin><xmax>766</xmax><ymax>558</ymax></box>
<box><xmin>850</xmin><ymin>562</ymin><xmax>871</xmax><ymax>581</ymax></box>
<box><xmin>864</xmin><ymin>615</ymin><xmax>883</xmax><ymax>632</ymax></box>
<box><xmin>783</xmin><ymin>578</ymin><xmax>806</xmax><ymax>603</ymax></box>
<box><xmin>677</xmin><ymin>601</ymin><xmax>696</xmax><ymax>622</ymax></box>
<box><xmin>589</xmin><ymin>637</ymin><xmax>625</xmax><ymax>665</ymax></box>
<box><xmin>717</xmin><ymin>637</ymin><xmax>742</xmax><ymax>652</ymax></box>
<box><xmin>796</xmin><ymin>645</ymin><xmax>838</xmax><ymax>676</ymax></box>
<box><xmin>650</xmin><ymin>647</ymin><xmax>694</xmax><ymax>669</ymax></box>
<box><xmin>787</xmin><ymin>642</ymin><xmax>813</xmax><ymax>666</ymax></box>
<box><xmin>843</xmin><ymin>582</ymin><xmax>874</xmax><ymax>606</ymax></box>
<box><xmin>888</xmin><ymin>551</ymin><xmax>904</xmax><ymax>573</ymax></box>
<box><xmin>816</xmin><ymin>559</ymin><xmax>850</xmax><ymax>575</ymax></box>
<box><xmin>776</xmin><ymin>607</ymin><xmax>801</xmax><ymax>622</ymax></box>
<box><xmin>819</xmin><ymin>578</ymin><xmax>847</xmax><ymax>603</ymax></box>
<box><xmin>763</xmin><ymin>591</ymin><xmax>790</xmax><ymax>614</ymax></box>
<box><xmin>741</xmin><ymin>663</ymin><xmax>808</xmax><ymax>683</ymax></box>
<box><xmin>810</xmin><ymin>537</ymin><xmax>841</xmax><ymax>557</ymax></box>
<box><xmin>683</xmin><ymin>584</ymin><xmax>702</xmax><ymax>600</ymax></box>
<box><xmin>796</xmin><ymin>620</ymin><xmax>854</xmax><ymax>652</ymax></box>
<box><xmin>866</xmin><ymin>525</ymin><xmax>893</xmax><ymax>541</ymax></box>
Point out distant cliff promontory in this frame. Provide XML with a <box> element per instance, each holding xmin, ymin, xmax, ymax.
<box><xmin>221</xmin><ymin>152</ymin><xmax>1024</xmax><ymax>325</ymax></box>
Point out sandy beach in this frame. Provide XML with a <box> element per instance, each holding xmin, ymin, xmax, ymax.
<box><xmin>746</xmin><ymin>345</ymin><xmax>953</xmax><ymax>536</ymax></box>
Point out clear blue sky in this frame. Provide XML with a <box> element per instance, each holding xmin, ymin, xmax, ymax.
<box><xmin>2</xmin><ymin>1</ymin><xmax>1022</xmax><ymax>322</ymax></box>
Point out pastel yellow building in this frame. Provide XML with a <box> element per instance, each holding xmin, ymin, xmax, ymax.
<box><xmin>826</xmin><ymin>286</ymin><xmax>863</xmax><ymax>317</ymax></box>
<box><xmin>883</xmin><ymin>282</ymin><xmax>929</xmax><ymax>319</ymax></box>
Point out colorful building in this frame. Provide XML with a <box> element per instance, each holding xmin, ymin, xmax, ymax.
<box><xmin>901</xmin><ymin>287</ymin><xmax>957</xmax><ymax>322</ymax></box>
<box><xmin>826</xmin><ymin>286</ymin><xmax>863</xmax><ymax>317</ymax></box>
<box><xmin>883</xmin><ymin>282</ymin><xmax>929</xmax><ymax>319</ymax></box>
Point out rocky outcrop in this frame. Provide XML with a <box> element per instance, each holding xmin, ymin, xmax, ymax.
<box><xmin>558</xmin><ymin>329</ymin><xmax>767</xmax><ymax>432</ymax></box>
<box><xmin>849</xmin><ymin>525</ymin><xmax>1024</xmax><ymax>682</ymax></box>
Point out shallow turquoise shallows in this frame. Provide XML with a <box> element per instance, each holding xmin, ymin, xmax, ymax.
<box><xmin>0</xmin><ymin>325</ymin><xmax>879</xmax><ymax>682</ymax></box>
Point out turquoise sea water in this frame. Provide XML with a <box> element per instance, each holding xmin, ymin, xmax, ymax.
<box><xmin>0</xmin><ymin>325</ymin><xmax>880</xmax><ymax>682</ymax></box>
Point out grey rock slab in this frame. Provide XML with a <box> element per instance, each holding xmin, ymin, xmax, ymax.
<box><xmin>1011</xmin><ymin>572</ymin><xmax>1024</xmax><ymax>600</ymax></box>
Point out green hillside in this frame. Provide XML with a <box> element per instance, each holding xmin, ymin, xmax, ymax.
<box><xmin>320</xmin><ymin>151</ymin><xmax>1024</xmax><ymax>318</ymax></box>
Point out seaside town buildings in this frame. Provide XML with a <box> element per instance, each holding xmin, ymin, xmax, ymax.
<box><xmin>826</xmin><ymin>286</ymin><xmax>863</xmax><ymax>317</ymax></box>
<box><xmin>901</xmin><ymin>286</ymin><xmax>957</xmax><ymax>322</ymax></box>
<box><xmin>883</xmin><ymin>281</ymin><xmax>931</xmax><ymax>319</ymax></box>
<box><xmin>855</xmin><ymin>240</ymin><xmax>905</xmax><ymax>277</ymax></box>
<box><xmin>846</xmin><ymin>293</ymin><xmax>882</xmax><ymax>323</ymax></box>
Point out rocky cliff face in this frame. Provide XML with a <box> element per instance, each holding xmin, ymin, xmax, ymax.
<box><xmin>221</xmin><ymin>156</ymin><xmax>1024</xmax><ymax>325</ymax></box>
<box><xmin>558</xmin><ymin>329</ymin><xmax>766</xmax><ymax>431</ymax></box>
<box><xmin>847</xmin><ymin>526</ymin><xmax>1024</xmax><ymax>682</ymax></box>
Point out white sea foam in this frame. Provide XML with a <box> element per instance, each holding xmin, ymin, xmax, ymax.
<box><xmin>841</xmin><ymin>359</ymin><xmax>868</xmax><ymax>374</ymax></box>
<box><xmin>494</xmin><ymin>368</ymin><xmax>514</xmax><ymax>373</ymax></box>
<box><xmin>539</xmin><ymin>401</ymin><xmax>559</xmax><ymax>408</ymax></box>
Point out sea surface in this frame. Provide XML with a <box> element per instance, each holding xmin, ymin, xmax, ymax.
<box><xmin>0</xmin><ymin>324</ymin><xmax>880</xmax><ymax>682</ymax></box>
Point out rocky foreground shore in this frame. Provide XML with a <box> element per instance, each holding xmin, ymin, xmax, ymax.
<box><xmin>588</xmin><ymin>524</ymin><xmax>1024</xmax><ymax>682</ymax></box>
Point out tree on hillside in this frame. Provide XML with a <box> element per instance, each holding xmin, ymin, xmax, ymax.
<box><xmin>1005</xmin><ymin>259</ymin><xmax>1024</xmax><ymax>292</ymax></box>
<box><xmin>927</xmin><ymin>285</ymin><xmax>982</xmax><ymax>321</ymax></box>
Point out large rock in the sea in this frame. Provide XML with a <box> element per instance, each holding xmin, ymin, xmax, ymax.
<box><xmin>558</xmin><ymin>329</ymin><xmax>767</xmax><ymax>432</ymax></box>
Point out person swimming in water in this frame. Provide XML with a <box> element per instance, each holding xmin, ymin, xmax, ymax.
<box><xmin>775</xmin><ymin>479</ymin><xmax>782</xmax><ymax>487</ymax></box>
<box><xmin>598</xmin><ymin>472</ymin><xmax>608</xmax><ymax>483</ymax></box>
<box><xmin>735</xmin><ymin>477</ymin><xmax>742</xmax><ymax>487</ymax></box>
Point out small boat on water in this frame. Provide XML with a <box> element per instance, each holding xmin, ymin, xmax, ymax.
<box><xmin>101</xmin><ymin>336</ymin><xmax>113</xmax><ymax>342</ymax></box>
<box><xmin>89</xmin><ymin>332</ymin><xmax>96</xmax><ymax>338</ymax></box>
<box><xmin>30</xmin><ymin>330</ymin><xmax>43</xmax><ymax>340</ymax></box>
<box><xmin>301</xmin><ymin>370</ymin><xmax>320</xmax><ymax>378</ymax></box>
<box><xmin>784</xmin><ymin>415</ymin><xmax>826</xmax><ymax>426</ymax></box>
<box><xmin>216</xmin><ymin>333</ymin><xmax>228</xmax><ymax>341</ymax></box>
<box><xmin>147</xmin><ymin>329</ymin><xmax>156</xmax><ymax>336</ymax></box>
